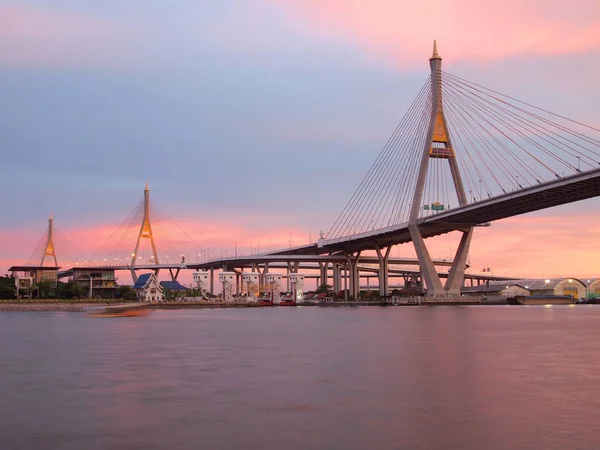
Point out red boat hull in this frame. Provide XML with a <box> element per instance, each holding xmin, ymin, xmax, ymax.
<box><xmin>278</xmin><ymin>300</ymin><xmax>296</xmax><ymax>306</ymax></box>
<box><xmin>257</xmin><ymin>300</ymin><xmax>274</xmax><ymax>306</ymax></box>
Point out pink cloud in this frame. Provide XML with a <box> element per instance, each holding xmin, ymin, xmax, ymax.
<box><xmin>0</xmin><ymin>5</ymin><xmax>134</xmax><ymax>68</ymax></box>
<box><xmin>271</xmin><ymin>0</ymin><xmax>600</xmax><ymax>67</ymax></box>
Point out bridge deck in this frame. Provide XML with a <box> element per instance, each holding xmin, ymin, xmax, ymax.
<box><xmin>303</xmin><ymin>168</ymin><xmax>600</xmax><ymax>254</ymax></box>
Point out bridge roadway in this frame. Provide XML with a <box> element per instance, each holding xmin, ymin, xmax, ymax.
<box><xmin>63</xmin><ymin>255</ymin><xmax>512</xmax><ymax>286</ymax></box>
<box><xmin>66</xmin><ymin>255</ymin><xmax>450</xmax><ymax>272</ymax></box>
<box><xmin>270</xmin><ymin>168</ymin><xmax>600</xmax><ymax>255</ymax></box>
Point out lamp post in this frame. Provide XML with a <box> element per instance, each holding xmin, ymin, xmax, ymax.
<box><xmin>89</xmin><ymin>274</ymin><xmax>95</xmax><ymax>299</ymax></box>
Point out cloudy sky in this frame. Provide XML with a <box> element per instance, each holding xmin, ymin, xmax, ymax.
<box><xmin>1</xmin><ymin>0</ymin><xmax>599</xmax><ymax>282</ymax></box>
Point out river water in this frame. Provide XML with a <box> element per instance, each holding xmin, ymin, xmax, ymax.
<box><xmin>1</xmin><ymin>305</ymin><xmax>600</xmax><ymax>449</ymax></box>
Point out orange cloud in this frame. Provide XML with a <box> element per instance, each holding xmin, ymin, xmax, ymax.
<box><xmin>420</xmin><ymin>212</ymin><xmax>600</xmax><ymax>279</ymax></box>
<box><xmin>271</xmin><ymin>0</ymin><xmax>600</xmax><ymax>67</ymax></box>
<box><xmin>0</xmin><ymin>5</ymin><xmax>134</xmax><ymax>68</ymax></box>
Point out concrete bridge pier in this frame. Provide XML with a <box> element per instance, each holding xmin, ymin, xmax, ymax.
<box><xmin>345</xmin><ymin>251</ymin><xmax>362</xmax><ymax>300</ymax></box>
<box><xmin>408</xmin><ymin>223</ymin><xmax>445</xmax><ymax>296</ymax></box>
<box><xmin>375</xmin><ymin>246</ymin><xmax>392</xmax><ymax>297</ymax></box>
<box><xmin>168</xmin><ymin>267</ymin><xmax>181</xmax><ymax>281</ymax></box>
<box><xmin>258</xmin><ymin>263</ymin><xmax>268</xmax><ymax>287</ymax></box>
<box><xmin>318</xmin><ymin>262</ymin><xmax>329</xmax><ymax>289</ymax></box>
<box><xmin>332</xmin><ymin>263</ymin><xmax>341</xmax><ymax>293</ymax></box>
<box><xmin>444</xmin><ymin>228</ymin><xmax>473</xmax><ymax>295</ymax></box>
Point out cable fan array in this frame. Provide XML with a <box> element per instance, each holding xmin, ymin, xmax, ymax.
<box><xmin>83</xmin><ymin>199</ymin><xmax>210</xmax><ymax>268</ymax></box>
<box><xmin>327</xmin><ymin>71</ymin><xmax>600</xmax><ymax>240</ymax></box>
<box><xmin>26</xmin><ymin>224</ymin><xmax>84</xmax><ymax>268</ymax></box>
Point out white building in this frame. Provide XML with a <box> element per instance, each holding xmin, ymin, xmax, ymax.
<box><xmin>193</xmin><ymin>270</ymin><xmax>210</xmax><ymax>291</ymax></box>
<box><xmin>133</xmin><ymin>273</ymin><xmax>164</xmax><ymax>302</ymax></box>
<box><xmin>219</xmin><ymin>271</ymin><xmax>236</xmax><ymax>302</ymax></box>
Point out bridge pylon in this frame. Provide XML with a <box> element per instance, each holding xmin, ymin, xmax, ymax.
<box><xmin>130</xmin><ymin>182</ymin><xmax>160</xmax><ymax>282</ymax></box>
<box><xmin>409</xmin><ymin>41</ymin><xmax>472</xmax><ymax>296</ymax></box>
<box><xmin>40</xmin><ymin>213</ymin><xmax>59</xmax><ymax>267</ymax></box>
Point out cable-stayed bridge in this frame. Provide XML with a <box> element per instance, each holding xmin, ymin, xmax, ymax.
<box><xmin>12</xmin><ymin>42</ymin><xmax>600</xmax><ymax>299</ymax></box>
<box><xmin>273</xmin><ymin>42</ymin><xmax>600</xmax><ymax>299</ymax></box>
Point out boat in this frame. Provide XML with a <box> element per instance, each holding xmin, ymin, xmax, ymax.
<box><xmin>257</xmin><ymin>300</ymin><xmax>274</xmax><ymax>307</ymax></box>
<box><xmin>85</xmin><ymin>303</ymin><xmax>149</xmax><ymax>317</ymax></box>
<box><xmin>278</xmin><ymin>300</ymin><xmax>296</xmax><ymax>306</ymax></box>
<box><xmin>507</xmin><ymin>295</ymin><xmax>576</xmax><ymax>305</ymax></box>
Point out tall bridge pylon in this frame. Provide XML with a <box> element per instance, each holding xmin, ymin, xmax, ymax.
<box><xmin>323</xmin><ymin>39</ymin><xmax>600</xmax><ymax>298</ymax></box>
<box><xmin>409</xmin><ymin>41</ymin><xmax>471</xmax><ymax>296</ymax></box>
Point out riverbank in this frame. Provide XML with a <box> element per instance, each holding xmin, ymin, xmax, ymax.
<box><xmin>0</xmin><ymin>298</ymin><xmax>480</xmax><ymax>312</ymax></box>
<box><xmin>0</xmin><ymin>301</ymin><xmax>376</xmax><ymax>312</ymax></box>
<box><xmin>0</xmin><ymin>302</ymin><xmax>107</xmax><ymax>312</ymax></box>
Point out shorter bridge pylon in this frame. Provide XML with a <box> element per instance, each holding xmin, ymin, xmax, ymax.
<box><xmin>40</xmin><ymin>213</ymin><xmax>58</xmax><ymax>267</ymax></box>
<box><xmin>130</xmin><ymin>182</ymin><xmax>160</xmax><ymax>282</ymax></box>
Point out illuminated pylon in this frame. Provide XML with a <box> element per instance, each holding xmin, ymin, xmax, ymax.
<box><xmin>40</xmin><ymin>213</ymin><xmax>58</xmax><ymax>267</ymax></box>
<box><xmin>409</xmin><ymin>41</ymin><xmax>472</xmax><ymax>296</ymax></box>
<box><xmin>130</xmin><ymin>182</ymin><xmax>160</xmax><ymax>281</ymax></box>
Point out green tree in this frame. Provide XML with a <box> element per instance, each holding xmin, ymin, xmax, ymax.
<box><xmin>72</xmin><ymin>283</ymin><xmax>86</xmax><ymax>299</ymax></box>
<box><xmin>0</xmin><ymin>275</ymin><xmax>16</xmax><ymax>299</ymax></box>
<box><xmin>118</xmin><ymin>285</ymin><xmax>137</xmax><ymax>301</ymax></box>
<box><xmin>37</xmin><ymin>280</ymin><xmax>55</xmax><ymax>298</ymax></box>
<box><xmin>316</xmin><ymin>284</ymin><xmax>332</xmax><ymax>293</ymax></box>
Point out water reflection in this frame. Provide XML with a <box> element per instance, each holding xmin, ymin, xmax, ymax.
<box><xmin>1</xmin><ymin>306</ymin><xmax>600</xmax><ymax>449</ymax></box>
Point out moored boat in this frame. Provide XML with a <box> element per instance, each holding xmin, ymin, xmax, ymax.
<box><xmin>507</xmin><ymin>295</ymin><xmax>576</xmax><ymax>305</ymax></box>
<box><xmin>278</xmin><ymin>300</ymin><xmax>296</xmax><ymax>306</ymax></box>
<box><xmin>257</xmin><ymin>300</ymin><xmax>274</xmax><ymax>307</ymax></box>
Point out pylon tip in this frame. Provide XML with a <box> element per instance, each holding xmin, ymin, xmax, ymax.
<box><xmin>430</xmin><ymin>40</ymin><xmax>441</xmax><ymax>60</ymax></box>
<box><xmin>145</xmin><ymin>181</ymin><xmax>149</xmax><ymax>191</ymax></box>
<box><xmin>49</xmin><ymin>213</ymin><xmax>53</xmax><ymax>220</ymax></box>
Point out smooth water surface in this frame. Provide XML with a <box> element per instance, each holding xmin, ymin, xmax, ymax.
<box><xmin>1</xmin><ymin>306</ymin><xmax>600</xmax><ymax>449</ymax></box>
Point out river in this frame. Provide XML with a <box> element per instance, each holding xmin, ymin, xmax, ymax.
<box><xmin>1</xmin><ymin>305</ymin><xmax>600</xmax><ymax>449</ymax></box>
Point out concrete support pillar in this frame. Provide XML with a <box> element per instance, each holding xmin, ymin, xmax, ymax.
<box><xmin>332</xmin><ymin>264</ymin><xmax>340</xmax><ymax>293</ymax></box>
<box><xmin>168</xmin><ymin>267</ymin><xmax>181</xmax><ymax>281</ymax></box>
<box><xmin>375</xmin><ymin>246</ymin><xmax>392</xmax><ymax>297</ymax></box>
<box><xmin>409</xmin><ymin>223</ymin><xmax>445</xmax><ymax>296</ymax></box>
<box><xmin>354</xmin><ymin>253</ymin><xmax>361</xmax><ymax>299</ymax></box>
<box><xmin>345</xmin><ymin>252</ymin><xmax>361</xmax><ymax>300</ymax></box>
<box><xmin>343</xmin><ymin>263</ymin><xmax>348</xmax><ymax>301</ymax></box>
<box><xmin>445</xmin><ymin>228</ymin><xmax>473</xmax><ymax>295</ymax></box>
<box><xmin>318</xmin><ymin>262</ymin><xmax>324</xmax><ymax>289</ymax></box>
<box><xmin>210</xmin><ymin>268</ymin><xmax>214</xmax><ymax>295</ymax></box>
<box><xmin>318</xmin><ymin>262</ymin><xmax>329</xmax><ymax>289</ymax></box>
<box><xmin>260</xmin><ymin>263</ymin><xmax>269</xmax><ymax>287</ymax></box>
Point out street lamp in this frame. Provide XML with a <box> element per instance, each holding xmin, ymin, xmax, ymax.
<box><xmin>544</xmin><ymin>279</ymin><xmax>551</xmax><ymax>293</ymax></box>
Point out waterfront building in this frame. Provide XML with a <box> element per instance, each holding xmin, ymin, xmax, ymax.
<box><xmin>8</xmin><ymin>266</ymin><xmax>59</xmax><ymax>298</ymax></box>
<box><xmin>587</xmin><ymin>279</ymin><xmax>600</xmax><ymax>299</ymax></box>
<box><xmin>69</xmin><ymin>268</ymin><xmax>118</xmax><ymax>298</ymax></box>
<box><xmin>133</xmin><ymin>273</ymin><xmax>164</xmax><ymax>302</ymax></box>
<box><xmin>462</xmin><ymin>278</ymin><xmax>587</xmax><ymax>299</ymax></box>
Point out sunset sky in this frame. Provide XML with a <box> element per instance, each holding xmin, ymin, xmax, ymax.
<box><xmin>1</xmin><ymin>0</ymin><xmax>599</xmax><ymax>283</ymax></box>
